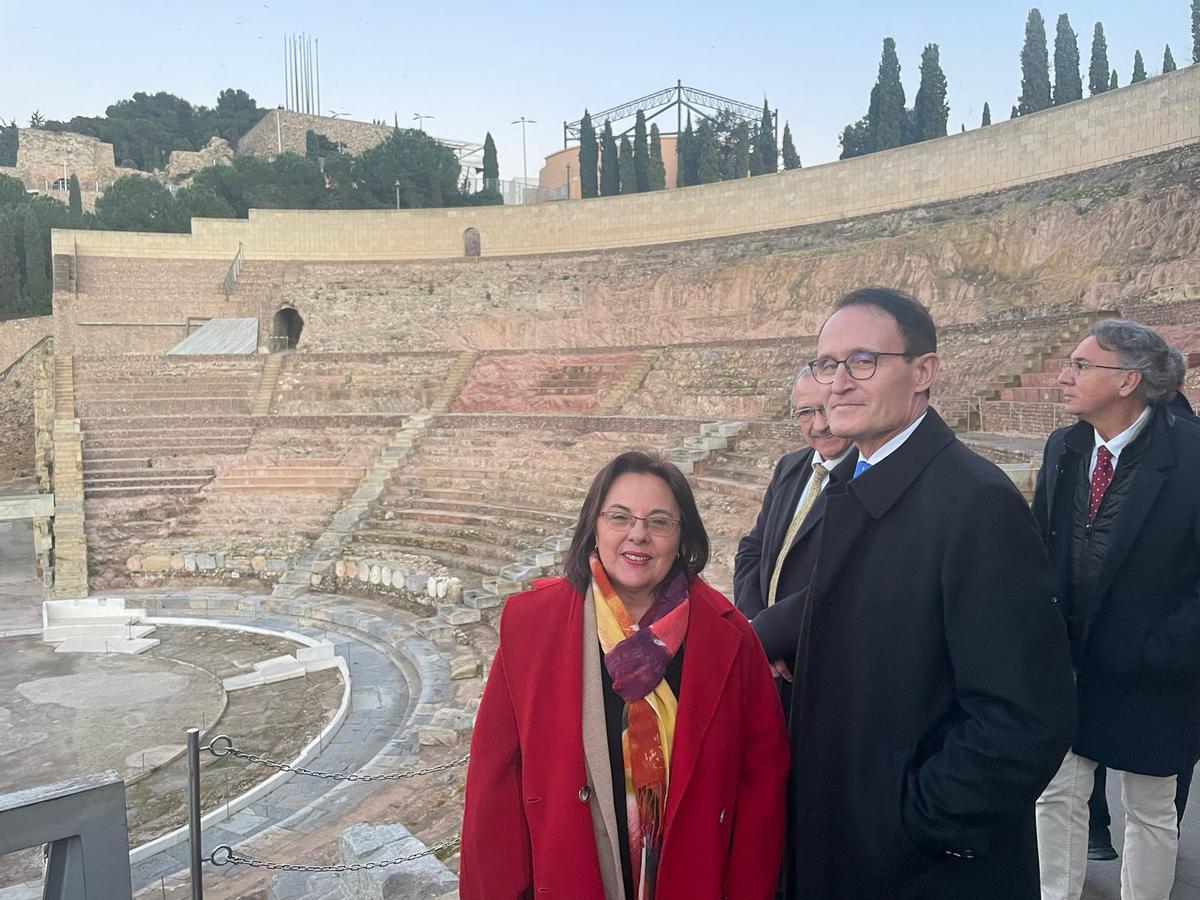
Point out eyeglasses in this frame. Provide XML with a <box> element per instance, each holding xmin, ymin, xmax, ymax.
<box><xmin>808</xmin><ymin>351</ymin><xmax>911</xmax><ymax>384</ymax></box>
<box><xmin>598</xmin><ymin>510</ymin><xmax>680</xmax><ymax>537</ymax></box>
<box><xmin>789</xmin><ymin>405</ymin><xmax>825</xmax><ymax>423</ymax></box>
<box><xmin>1061</xmin><ymin>359</ymin><xmax>1137</xmax><ymax>375</ymax></box>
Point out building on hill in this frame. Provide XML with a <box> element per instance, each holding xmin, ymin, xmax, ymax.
<box><xmin>0</xmin><ymin>128</ymin><xmax>145</xmax><ymax>211</ymax></box>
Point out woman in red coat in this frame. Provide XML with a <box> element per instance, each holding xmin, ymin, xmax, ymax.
<box><xmin>461</xmin><ymin>451</ymin><xmax>789</xmax><ymax>900</ymax></box>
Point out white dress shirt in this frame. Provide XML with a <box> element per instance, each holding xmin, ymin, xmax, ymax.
<box><xmin>1088</xmin><ymin>405</ymin><xmax>1152</xmax><ymax>478</ymax></box>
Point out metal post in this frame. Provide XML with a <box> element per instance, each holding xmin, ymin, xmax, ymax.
<box><xmin>186</xmin><ymin>727</ymin><xmax>204</xmax><ymax>900</ymax></box>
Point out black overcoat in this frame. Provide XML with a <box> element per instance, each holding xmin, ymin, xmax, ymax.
<box><xmin>1032</xmin><ymin>407</ymin><xmax>1200</xmax><ymax>775</ymax></box>
<box><xmin>754</xmin><ymin>410</ymin><xmax>1076</xmax><ymax>899</ymax></box>
<box><xmin>733</xmin><ymin>447</ymin><xmax>857</xmax><ymax>620</ymax></box>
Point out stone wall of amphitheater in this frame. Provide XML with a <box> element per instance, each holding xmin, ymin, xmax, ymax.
<box><xmin>52</xmin><ymin>66</ymin><xmax>1200</xmax><ymax>262</ymax></box>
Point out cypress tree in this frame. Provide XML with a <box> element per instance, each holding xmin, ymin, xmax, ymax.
<box><xmin>67</xmin><ymin>174</ymin><xmax>83</xmax><ymax>220</ymax></box>
<box><xmin>1131</xmin><ymin>50</ymin><xmax>1146</xmax><ymax>83</ymax></box>
<box><xmin>23</xmin><ymin>207</ymin><xmax>48</xmax><ymax>307</ymax></box>
<box><xmin>913</xmin><ymin>43</ymin><xmax>949</xmax><ymax>141</ymax></box>
<box><xmin>677</xmin><ymin>115</ymin><xmax>696</xmax><ymax>187</ymax></box>
<box><xmin>867</xmin><ymin>37</ymin><xmax>905</xmax><ymax>151</ymax></box>
<box><xmin>982</xmin><ymin>102</ymin><xmax>992</xmax><ymax>126</ymax></box>
<box><xmin>599</xmin><ymin>120</ymin><xmax>619</xmax><ymax>196</ymax></box>
<box><xmin>1163</xmin><ymin>45</ymin><xmax>1177</xmax><ymax>74</ymax></box>
<box><xmin>648</xmin><ymin>124</ymin><xmax>666</xmax><ymax>190</ymax></box>
<box><xmin>617</xmin><ymin>135</ymin><xmax>636</xmax><ymax>195</ymax></box>
<box><xmin>578</xmin><ymin>111</ymin><xmax>598</xmax><ymax>199</ymax></box>
<box><xmin>781</xmin><ymin>123</ymin><xmax>801</xmax><ymax>169</ymax></box>
<box><xmin>482</xmin><ymin>132</ymin><xmax>499</xmax><ymax>191</ymax></box>
<box><xmin>633</xmin><ymin>110</ymin><xmax>650</xmax><ymax>192</ymax></box>
<box><xmin>1052</xmin><ymin>14</ymin><xmax>1083</xmax><ymax>104</ymax></box>
<box><xmin>1089</xmin><ymin>23</ymin><xmax>1110</xmax><ymax>95</ymax></box>
<box><xmin>1110</xmin><ymin>69</ymin><xmax>1119</xmax><ymax>90</ymax></box>
<box><xmin>695</xmin><ymin>119</ymin><xmax>720</xmax><ymax>185</ymax></box>
<box><xmin>0</xmin><ymin>214</ymin><xmax>20</xmax><ymax>317</ymax></box>
<box><xmin>1194</xmin><ymin>0</ymin><xmax>1200</xmax><ymax>64</ymax></box>
<box><xmin>1019</xmin><ymin>9</ymin><xmax>1052</xmax><ymax>115</ymax></box>
<box><xmin>753</xmin><ymin>99</ymin><xmax>777</xmax><ymax>175</ymax></box>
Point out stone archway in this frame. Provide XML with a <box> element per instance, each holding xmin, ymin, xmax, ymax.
<box><xmin>463</xmin><ymin>228</ymin><xmax>481</xmax><ymax>258</ymax></box>
<box><xmin>271</xmin><ymin>307</ymin><xmax>304</xmax><ymax>351</ymax></box>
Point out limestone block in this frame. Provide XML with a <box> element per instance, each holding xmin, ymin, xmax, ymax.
<box><xmin>437</xmin><ymin>604</ymin><xmax>481</xmax><ymax>626</ymax></box>
<box><xmin>338</xmin><ymin>822</ymin><xmax>458</xmax><ymax>900</ymax></box>
<box><xmin>417</xmin><ymin>725</ymin><xmax>459</xmax><ymax>747</ymax></box>
<box><xmin>432</xmin><ymin>707</ymin><xmax>476</xmax><ymax>731</ymax></box>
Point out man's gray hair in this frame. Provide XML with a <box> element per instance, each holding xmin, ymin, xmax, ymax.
<box><xmin>1089</xmin><ymin>319</ymin><xmax>1179</xmax><ymax>405</ymax></box>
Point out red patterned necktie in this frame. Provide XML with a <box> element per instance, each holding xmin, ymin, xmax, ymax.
<box><xmin>1088</xmin><ymin>445</ymin><xmax>1114</xmax><ymax>521</ymax></box>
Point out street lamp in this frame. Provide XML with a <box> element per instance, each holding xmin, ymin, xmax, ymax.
<box><xmin>511</xmin><ymin>116</ymin><xmax>536</xmax><ymax>197</ymax></box>
<box><xmin>394</xmin><ymin>179</ymin><xmax>400</xmax><ymax>210</ymax></box>
<box><xmin>413</xmin><ymin>113</ymin><xmax>435</xmax><ymax>131</ymax></box>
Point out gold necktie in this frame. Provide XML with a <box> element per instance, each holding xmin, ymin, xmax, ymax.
<box><xmin>766</xmin><ymin>463</ymin><xmax>829</xmax><ymax>607</ymax></box>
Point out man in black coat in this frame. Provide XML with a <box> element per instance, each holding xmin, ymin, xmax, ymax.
<box><xmin>750</xmin><ymin>287</ymin><xmax>1076</xmax><ymax>899</ymax></box>
<box><xmin>734</xmin><ymin>365</ymin><xmax>856</xmax><ymax>682</ymax></box>
<box><xmin>1033</xmin><ymin>320</ymin><xmax>1200</xmax><ymax>900</ymax></box>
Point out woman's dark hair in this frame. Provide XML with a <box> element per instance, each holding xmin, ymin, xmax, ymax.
<box><xmin>563</xmin><ymin>450</ymin><xmax>709</xmax><ymax>596</ymax></box>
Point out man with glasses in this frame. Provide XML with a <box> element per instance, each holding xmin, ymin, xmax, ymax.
<box><xmin>734</xmin><ymin>365</ymin><xmax>856</xmax><ymax>683</ymax></box>
<box><xmin>1033</xmin><ymin>320</ymin><xmax>1200</xmax><ymax>900</ymax></box>
<box><xmin>753</xmin><ymin>286</ymin><xmax>1075</xmax><ymax>899</ymax></box>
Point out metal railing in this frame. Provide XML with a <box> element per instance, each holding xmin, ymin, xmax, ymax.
<box><xmin>222</xmin><ymin>242</ymin><xmax>244</xmax><ymax>299</ymax></box>
<box><xmin>186</xmin><ymin>729</ymin><xmax>467</xmax><ymax>896</ymax></box>
<box><xmin>0</xmin><ymin>771</ymin><xmax>134</xmax><ymax>899</ymax></box>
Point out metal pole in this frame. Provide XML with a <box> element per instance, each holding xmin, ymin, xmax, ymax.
<box><xmin>186</xmin><ymin>727</ymin><xmax>204</xmax><ymax>900</ymax></box>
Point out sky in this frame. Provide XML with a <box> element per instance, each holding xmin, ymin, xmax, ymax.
<box><xmin>0</xmin><ymin>1</ymin><xmax>1193</xmax><ymax>181</ymax></box>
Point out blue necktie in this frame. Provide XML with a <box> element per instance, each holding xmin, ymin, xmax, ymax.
<box><xmin>853</xmin><ymin>459</ymin><xmax>872</xmax><ymax>479</ymax></box>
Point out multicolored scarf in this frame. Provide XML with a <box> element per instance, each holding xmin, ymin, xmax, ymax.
<box><xmin>591</xmin><ymin>553</ymin><xmax>690</xmax><ymax>900</ymax></box>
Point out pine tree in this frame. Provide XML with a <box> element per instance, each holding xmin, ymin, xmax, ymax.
<box><xmin>676</xmin><ymin>115</ymin><xmax>695</xmax><ymax>187</ymax></box>
<box><xmin>1163</xmin><ymin>45</ymin><xmax>1177</xmax><ymax>74</ymax></box>
<box><xmin>617</xmin><ymin>135</ymin><xmax>636</xmax><ymax>195</ymax></box>
<box><xmin>0</xmin><ymin>214</ymin><xmax>20</xmax><ymax>317</ymax></box>
<box><xmin>67</xmin><ymin>174</ymin><xmax>82</xmax><ymax>219</ymax></box>
<box><xmin>1052</xmin><ymin>14</ymin><xmax>1083</xmax><ymax>104</ymax></box>
<box><xmin>753</xmin><ymin>99</ymin><xmax>777</xmax><ymax>175</ymax></box>
<box><xmin>1110</xmin><ymin>69</ymin><xmax>1119</xmax><ymax>90</ymax></box>
<box><xmin>695</xmin><ymin>119</ymin><xmax>720</xmax><ymax>184</ymax></box>
<box><xmin>913</xmin><ymin>43</ymin><xmax>949</xmax><ymax>141</ymax></box>
<box><xmin>1019</xmin><ymin>9</ymin><xmax>1052</xmax><ymax>115</ymax></box>
<box><xmin>648</xmin><ymin>124</ymin><xmax>666</xmax><ymax>190</ymax></box>
<box><xmin>599</xmin><ymin>120</ymin><xmax>619</xmax><ymax>196</ymax></box>
<box><xmin>23</xmin><ymin>207</ymin><xmax>48</xmax><ymax>307</ymax></box>
<box><xmin>781</xmin><ymin>123</ymin><xmax>801</xmax><ymax>169</ymax></box>
<box><xmin>1194</xmin><ymin>0</ymin><xmax>1200</xmax><ymax>64</ymax></box>
<box><xmin>1131</xmin><ymin>50</ymin><xmax>1146</xmax><ymax>83</ymax></box>
<box><xmin>578</xmin><ymin>111</ymin><xmax>598</xmax><ymax>199</ymax></box>
<box><xmin>633</xmin><ymin>110</ymin><xmax>650</xmax><ymax>192</ymax></box>
<box><xmin>1089</xmin><ymin>23</ymin><xmax>1110</xmax><ymax>95</ymax></box>
<box><xmin>482</xmin><ymin>132</ymin><xmax>499</xmax><ymax>192</ymax></box>
<box><xmin>867</xmin><ymin>38</ymin><xmax>906</xmax><ymax>151</ymax></box>
<box><xmin>981</xmin><ymin>102</ymin><xmax>992</xmax><ymax>126</ymax></box>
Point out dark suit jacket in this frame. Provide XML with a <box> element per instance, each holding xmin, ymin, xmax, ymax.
<box><xmin>733</xmin><ymin>448</ymin><xmax>857</xmax><ymax>631</ymax></box>
<box><xmin>770</xmin><ymin>410</ymin><xmax>1076</xmax><ymax>899</ymax></box>
<box><xmin>1032</xmin><ymin>406</ymin><xmax>1200</xmax><ymax>775</ymax></box>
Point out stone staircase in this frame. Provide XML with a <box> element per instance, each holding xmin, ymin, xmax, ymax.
<box><xmin>50</xmin><ymin>355</ymin><xmax>88</xmax><ymax>599</ymax></box>
<box><xmin>251</xmin><ymin>353</ymin><xmax>284</xmax><ymax>415</ymax></box>
<box><xmin>595</xmin><ymin>347</ymin><xmax>663</xmax><ymax>415</ymax></box>
<box><xmin>428</xmin><ymin>351</ymin><xmax>479</xmax><ymax>414</ymax></box>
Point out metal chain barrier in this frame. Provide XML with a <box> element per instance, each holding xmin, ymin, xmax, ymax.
<box><xmin>207</xmin><ymin>836</ymin><xmax>462</xmax><ymax>872</ymax></box>
<box><xmin>204</xmin><ymin>734</ymin><xmax>468</xmax><ymax>781</ymax></box>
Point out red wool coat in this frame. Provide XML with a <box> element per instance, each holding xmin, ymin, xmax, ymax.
<box><xmin>460</xmin><ymin>577</ymin><xmax>789</xmax><ymax>900</ymax></box>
